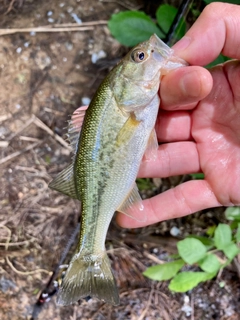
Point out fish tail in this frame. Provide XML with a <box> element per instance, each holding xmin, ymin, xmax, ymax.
<box><xmin>57</xmin><ymin>251</ymin><xmax>119</xmax><ymax>306</ymax></box>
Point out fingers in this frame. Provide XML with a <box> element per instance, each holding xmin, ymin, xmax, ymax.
<box><xmin>223</xmin><ymin>60</ymin><xmax>240</xmax><ymax>102</ymax></box>
<box><xmin>138</xmin><ymin>141</ymin><xmax>200</xmax><ymax>178</ymax></box>
<box><xmin>173</xmin><ymin>3</ymin><xmax>240</xmax><ymax>65</ymax></box>
<box><xmin>117</xmin><ymin>180</ymin><xmax>221</xmax><ymax>228</ymax></box>
<box><xmin>160</xmin><ymin>66</ymin><xmax>213</xmax><ymax>110</ymax></box>
<box><xmin>156</xmin><ymin>110</ymin><xmax>192</xmax><ymax>142</ymax></box>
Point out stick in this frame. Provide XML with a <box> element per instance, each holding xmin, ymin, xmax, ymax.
<box><xmin>0</xmin><ymin>141</ymin><xmax>40</xmax><ymax>165</ymax></box>
<box><xmin>0</xmin><ymin>23</ymin><xmax>100</xmax><ymax>36</ymax></box>
<box><xmin>33</xmin><ymin>115</ymin><xmax>71</xmax><ymax>150</ymax></box>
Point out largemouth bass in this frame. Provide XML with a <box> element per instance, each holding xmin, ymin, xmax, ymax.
<box><xmin>49</xmin><ymin>34</ymin><xmax>186</xmax><ymax>306</ymax></box>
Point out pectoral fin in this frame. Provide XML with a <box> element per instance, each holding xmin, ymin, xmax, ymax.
<box><xmin>49</xmin><ymin>163</ymin><xmax>78</xmax><ymax>199</ymax></box>
<box><xmin>116</xmin><ymin>114</ymin><xmax>140</xmax><ymax>147</ymax></box>
<box><xmin>143</xmin><ymin>129</ymin><xmax>158</xmax><ymax>161</ymax></box>
<box><xmin>117</xmin><ymin>183</ymin><xmax>146</xmax><ymax>222</ymax></box>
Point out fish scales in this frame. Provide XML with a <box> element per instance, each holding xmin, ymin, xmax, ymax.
<box><xmin>49</xmin><ymin>34</ymin><xmax>187</xmax><ymax>306</ymax></box>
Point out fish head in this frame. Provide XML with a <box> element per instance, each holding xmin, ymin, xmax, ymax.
<box><xmin>111</xmin><ymin>34</ymin><xmax>187</xmax><ymax>111</ymax></box>
<box><xmin>122</xmin><ymin>34</ymin><xmax>187</xmax><ymax>81</ymax></box>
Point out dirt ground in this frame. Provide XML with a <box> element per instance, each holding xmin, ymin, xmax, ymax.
<box><xmin>0</xmin><ymin>0</ymin><xmax>240</xmax><ymax>319</ymax></box>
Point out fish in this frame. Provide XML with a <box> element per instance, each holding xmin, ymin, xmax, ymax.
<box><xmin>49</xmin><ymin>34</ymin><xmax>187</xmax><ymax>306</ymax></box>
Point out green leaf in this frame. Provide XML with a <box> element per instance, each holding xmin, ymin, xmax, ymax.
<box><xmin>136</xmin><ymin>178</ymin><xmax>154</xmax><ymax>191</ymax></box>
<box><xmin>204</xmin><ymin>0</ymin><xmax>240</xmax><ymax>4</ymax></box>
<box><xmin>206</xmin><ymin>54</ymin><xmax>230</xmax><ymax>68</ymax></box>
<box><xmin>177</xmin><ymin>238</ymin><xmax>207</xmax><ymax>264</ymax></box>
<box><xmin>236</xmin><ymin>223</ymin><xmax>240</xmax><ymax>242</ymax></box>
<box><xmin>230</xmin><ymin>220</ymin><xmax>239</xmax><ymax>230</ymax></box>
<box><xmin>225</xmin><ymin>207</ymin><xmax>240</xmax><ymax>221</ymax></box>
<box><xmin>214</xmin><ymin>224</ymin><xmax>232</xmax><ymax>250</ymax></box>
<box><xmin>190</xmin><ymin>173</ymin><xmax>205</xmax><ymax>180</ymax></box>
<box><xmin>108</xmin><ymin>11</ymin><xmax>164</xmax><ymax>47</ymax></box>
<box><xmin>187</xmin><ymin>235</ymin><xmax>214</xmax><ymax>250</ymax></box>
<box><xmin>156</xmin><ymin>4</ymin><xmax>186</xmax><ymax>39</ymax></box>
<box><xmin>143</xmin><ymin>259</ymin><xmax>185</xmax><ymax>281</ymax></box>
<box><xmin>222</xmin><ymin>242</ymin><xmax>239</xmax><ymax>260</ymax></box>
<box><xmin>199</xmin><ymin>254</ymin><xmax>221</xmax><ymax>273</ymax></box>
<box><xmin>206</xmin><ymin>225</ymin><xmax>216</xmax><ymax>237</ymax></box>
<box><xmin>169</xmin><ymin>271</ymin><xmax>216</xmax><ymax>292</ymax></box>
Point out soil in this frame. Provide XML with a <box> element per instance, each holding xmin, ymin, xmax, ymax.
<box><xmin>0</xmin><ymin>1</ymin><xmax>240</xmax><ymax>319</ymax></box>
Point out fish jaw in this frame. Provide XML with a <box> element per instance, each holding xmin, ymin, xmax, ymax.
<box><xmin>149</xmin><ymin>34</ymin><xmax>188</xmax><ymax>72</ymax></box>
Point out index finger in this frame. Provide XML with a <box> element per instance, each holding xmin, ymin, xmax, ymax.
<box><xmin>173</xmin><ymin>3</ymin><xmax>240</xmax><ymax>65</ymax></box>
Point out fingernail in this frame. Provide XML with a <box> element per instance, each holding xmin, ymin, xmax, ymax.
<box><xmin>173</xmin><ymin>36</ymin><xmax>192</xmax><ymax>52</ymax></box>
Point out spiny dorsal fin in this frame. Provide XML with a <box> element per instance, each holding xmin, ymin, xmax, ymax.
<box><xmin>67</xmin><ymin>106</ymin><xmax>88</xmax><ymax>154</ymax></box>
<box><xmin>117</xmin><ymin>183</ymin><xmax>146</xmax><ymax>222</ymax></box>
<box><xmin>49</xmin><ymin>163</ymin><xmax>78</xmax><ymax>199</ymax></box>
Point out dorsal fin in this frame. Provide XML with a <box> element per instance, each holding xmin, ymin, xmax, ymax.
<box><xmin>117</xmin><ymin>183</ymin><xmax>146</xmax><ymax>222</ymax></box>
<box><xmin>67</xmin><ymin>106</ymin><xmax>88</xmax><ymax>154</ymax></box>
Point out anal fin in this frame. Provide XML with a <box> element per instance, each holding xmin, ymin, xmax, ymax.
<box><xmin>117</xmin><ymin>183</ymin><xmax>146</xmax><ymax>222</ymax></box>
<box><xmin>143</xmin><ymin>129</ymin><xmax>158</xmax><ymax>161</ymax></box>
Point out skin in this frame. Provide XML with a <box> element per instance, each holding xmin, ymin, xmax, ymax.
<box><xmin>117</xmin><ymin>3</ymin><xmax>240</xmax><ymax>228</ymax></box>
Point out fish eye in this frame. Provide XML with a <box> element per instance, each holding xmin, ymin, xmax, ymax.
<box><xmin>131</xmin><ymin>49</ymin><xmax>148</xmax><ymax>63</ymax></box>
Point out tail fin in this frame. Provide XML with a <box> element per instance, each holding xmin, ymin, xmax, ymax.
<box><xmin>57</xmin><ymin>251</ymin><xmax>119</xmax><ymax>306</ymax></box>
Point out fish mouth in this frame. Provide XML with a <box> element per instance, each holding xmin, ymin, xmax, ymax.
<box><xmin>150</xmin><ymin>33</ymin><xmax>188</xmax><ymax>67</ymax></box>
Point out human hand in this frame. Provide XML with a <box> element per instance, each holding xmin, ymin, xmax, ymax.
<box><xmin>117</xmin><ymin>3</ymin><xmax>240</xmax><ymax>228</ymax></box>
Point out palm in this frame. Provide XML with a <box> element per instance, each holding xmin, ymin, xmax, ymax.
<box><xmin>117</xmin><ymin>2</ymin><xmax>240</xmax><ymax>227</ymax></box>
<box><xmin>117</xmin><ymin>62</ymin><xmax>240</xmax><ymax>227</ymax></box>
<box><xmin>191</xmin><ymin>63</ymin><xmax>240</xmax><ymax>206</ymax></box>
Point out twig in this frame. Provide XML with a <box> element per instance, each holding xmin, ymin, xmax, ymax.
<box><xmin>142</xmin><ymin>251</ymin><xmax>165</xmax><ymax>265</ymax></box>
<box><xmin>4</xmin><ymin>0</ymin><xmax>16</xmax><ymax>15</ymax></box>
<box><xmin>0</xmin><ymin>25</ymin><xmax>95</xmax><ymax>36</ymax></box>
<box><xmin>33</xmin><ymin>115</ymin><xmax>71</xmax><ymax>151</ymax></box>
<box><xmin>0</xmin><ymin>141</ymin><xmax>40</xmax><ymax>165</ymax></box>
<box><xmin>50</xmin><ymin>21</ymin><xmax>108</xmax><ymax>28</ymax></box>
<box><xmin>6</xmin><ymin>256</ymin><xmax>52</xmax><ymax>275</ymax></box>
<box><xmin>0</xmin><ymin>141</ymin><xmax>9</xmax><ymax>147</ymax></box>
<box><xmin>0</xmin><ymin>20</ymin><xmax>108</xmax><ymax>36</ymax></box>
<box><xmin>0</xmin><ymin>225</ymin><xmax>51</xmax><ymax>275</ymax></box>
<box><xmin>19</xmin><ymin>136</ymin><xmax>41</xmax><ymax>142</ymax></box>
<box><xmin>1</xmin><ymin>225</ymin><xmax>11</xmax><ymax>250</ymax></box>
<box><xmin>137</xmin><ymin>287</ymin><xmax>154</xmax><ymax>320</ymax></box>
<box><xmin>7</xmin><ymin>115</ymin><xmax>35</xmax><ymax>141</ymax></box>
<box><xmin>0</xmin><ymin>249</ymin><xmax>30</xmax><ymax>257</ymax></box>
<box><xmin>100</xmin><ymin>0</ymin><xmax>142</xmax><ymax>10</ymax></box>
<box><xmin>191</xmin><ymin>293</ymin><xmax>195</xmax><ymax>320</ymax></box>
<box><xmin>0</xmin><ymin>238</ymin><xmax>35</xmax><ymax>246</ymax></box>
<box><xmin>0</xmin><ymin>114</ymin><xmax>11</xmax><ymax>122</ymax></box>
<box><xmin>0</xmin><ymin>26</ymin><xmax>93</xmax><ymax>36</ymax></box>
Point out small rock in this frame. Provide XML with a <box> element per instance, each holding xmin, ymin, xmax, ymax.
<box><xmin>170</xmin><ymin>226</ymin><xmax>181</xmax><ymax>237</ymax></box>
<box><xmin>91</xmin><ymin>50</ymin><xmax>107</xmax><ymax>64</ymax></box>
<box><xmin>0</xmin><ymin>277</ymin><xmax>16</xmax><ymax>293</ymax></box>
<box><xmin>81</xmin><ymin>97</ymin><xmax>91</xmax><ymax>105</ymax></box>
<box><xmin>71</xmin><ymin>13</ymin><xmax>82</xmax><ymax>24</ymax></box>
<box><xmin>48</xmin><ymin>18</ymin><xmax>55</xmax><ymax>23</ymax></box>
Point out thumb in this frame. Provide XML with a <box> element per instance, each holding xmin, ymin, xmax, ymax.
<box><xmin>172</xmin><ymin>3</ymin><xmax>240</xmax><ymax>66</ymax></box>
